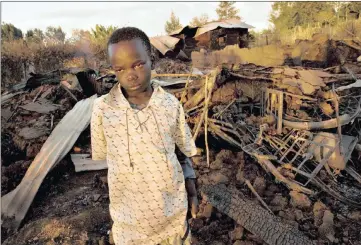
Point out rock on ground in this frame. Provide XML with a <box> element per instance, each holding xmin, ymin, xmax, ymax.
<box><xmin>270</xmin><ymin>194</ymin><xmax>288</xmax><ymax>212</ymax></box>
<box><xmin>209</xmin><ymin>172</ymin><xmax>230</xmax><ymax>184</ymax></box>
<box><xmin>252</xmin><ymin>177</ymin><xmax>266</xmax><ymax>196</ymax></box>
<box><xmin>290</xmin><ymin>191</ymin><xmax>311</xmax><ymax>209</ymax></box>
<box><xmin>313</xmin><ymin>200</ymin><xmax>328</xmax><ymax>226</ymax></box>
<box><xmin>229</xmin><ymin>226</ymin><xmax>244</xmax><ymax>241</ymax></box>
<box><xmin>318</xmin><ymin>210</ymin><xmax>335</xmax><ymax>242</ymax></box>
<box><xmin>202</xmin><ymin>203</ymin><xmax>214</xmax><ymax>218</ymax></box>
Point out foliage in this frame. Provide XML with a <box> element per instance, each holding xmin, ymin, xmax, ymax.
<box><xmin>70</xmin><ymin>29</ymin><xmax>92</xmax><ymax>43</ymax></box>
<box><xmin>1</xmin><ymin>39</ymin><xmax>78</xmax><ymax>89</ymax></box>
<box><xmin>269</xmin><ymin>2</ymin><xmax>361</xmax><ymax>32</ymax></box>
<box><xmin>45</xmin><ymin>26</ymin><xmax>66</xmax><ymax>44</ymax></box>
<box><xmin>252</xmin><ymin>19</ymin><xmax>361</xmax><ymax>47</ymax></box>
<box><xmin>189</xmin><ymin>13</ymin><xmax>210</xmax><ymax>27</ymax></box>
<box><xmin>25</xmin><ymin>28</ymin><xmax>45</xmax><ymax>43</ymax></box>
<box><xmin>165</xmin><ymin>11</ymin><xmax>183</xmax><ymax>34</ymax></box>
<box><xmin>1</xmin><ymin>22</ymin><xmax>23</xmax><ymax>42</ymax></box>
<box><xmin>216</xmin><ymin>1</ymin><xmax>241</xmax><ymax>21</ymax></box>
<box><xmin>90</xmin><ymin>24</ymin><xmax>118</xmax><ymax>61</ymax></box>
<box><xmin>90</xmin><ymin>24</ymin><xmax>117</xmax><ymax>41</ymax></box>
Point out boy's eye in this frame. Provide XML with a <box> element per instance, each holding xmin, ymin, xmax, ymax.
<box><xmin>115</xmin><ymin>68</ymin><xmax>124</xmax><ymax>73</ymax></box>
<box><xmin>134</xmin><ymin>63</ymin><xmax>144</xmax><ymax>69</ymax></box>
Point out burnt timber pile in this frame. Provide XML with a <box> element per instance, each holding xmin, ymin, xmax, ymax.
<box><xmin>1</xmin><ymin>41</ymin><xmax>361</xmax><ymax>245</ymax></box>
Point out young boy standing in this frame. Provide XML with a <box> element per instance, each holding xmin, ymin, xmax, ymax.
<box><xmin>91</xmin><ymin>27</ymin><xmax>198</xmax><ymax>245</ymax></box>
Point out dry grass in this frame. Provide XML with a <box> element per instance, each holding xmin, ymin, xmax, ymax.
<box><xmin>1</xmin><ymin>40</ymin><xmax>86</xmax><ymax>89</ymax></box>
<box><xmin>253</xmin><ymin>19</ymin><xmax>361</xmax><ymax>47</ymax></box>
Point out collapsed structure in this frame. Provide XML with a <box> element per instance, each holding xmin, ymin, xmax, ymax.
<box><xmin>1</xmin><ymin>38</ymin><xmax>361</xmax><ymax>244</ymax></box>
<box><xmin>150</xmin><ymin>19</ymin><xmax>254</xmax><ymax>60</ymax></box>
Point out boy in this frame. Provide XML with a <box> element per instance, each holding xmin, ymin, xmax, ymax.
<box><xmin>91</xmin><ymin>27</ymin><xmax>198</xmax><ymax>245</ymax></box>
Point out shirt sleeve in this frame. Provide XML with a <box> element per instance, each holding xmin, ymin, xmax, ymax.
<box><xmin>91</xmin><ymin>98</ymin><xmax>107</xmax><ymax>160</ymax></box>
<box><xmin>174</xmin><ymin>102</ymin><xmax>198</xmax><ymax>158</ymax></box>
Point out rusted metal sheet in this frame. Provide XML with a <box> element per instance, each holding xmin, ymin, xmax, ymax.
<box><xmin>1</xmin><ymin>95</ymin><xmax>97</xmax><ymax>230</ymax></box>
<box><xmin>150</xmin><ymin>36</ymin><xmax>180</xmax><ymax>55</ymax></box>
<box><xmin>194</xmin><ymin>19</ymin><xmax>254</xmax><ymax>37</ymax></box>
<box><xmin>169</xmin><ymin>26</ymin><xmax>198</xmax><ymax>36</ymax></box>
<box><xmin>169</xmin><ymin>19</ymin><xmax>254</xmax><ymax>38</ymax></box>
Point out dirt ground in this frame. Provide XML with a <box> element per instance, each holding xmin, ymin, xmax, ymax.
<box><xmin>2</xmin><ymin>147</ymin><xmax>361</xmax><ymax>245</ymax></box>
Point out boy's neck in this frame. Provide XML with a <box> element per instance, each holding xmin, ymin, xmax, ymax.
<box><xmin>122</xmin><ymin>83</ymin><xmax>153</xmax><ymax>104</ymax></box>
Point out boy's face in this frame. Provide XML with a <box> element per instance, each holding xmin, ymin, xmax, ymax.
<box><xmin>108</xmin><ymin>39</ymin><xmax>151</xmax><ymax>93</ymax></box>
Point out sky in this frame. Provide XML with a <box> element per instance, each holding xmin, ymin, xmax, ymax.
<box><xmin>1</xmin><ymin>1</ymin><xmax>274</xmax><ymax>38</ymax></box>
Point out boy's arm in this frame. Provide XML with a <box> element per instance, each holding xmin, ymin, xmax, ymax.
<box><xmin>181</xmin><ymin>157</ymin><xmax>196</xmax><ymax>180</ymax></box>
<box><xmin>91</xmin><ymin>98</ymin><xmax>107</xmax><ymax>160</ymax></box>
<box><xmin>179</xmin><ymin>154</ymin><xmax>198</xmax><ymax>218</ymax></box>
<box><xmin>174</xmin><ymin>102</ymin><xmax>199</xmax><ymax>218</ymax></box>
<box><xmin>176</xmin><ymin>145</ymin><xmax>197</xmax><ymax>179</ymax></box>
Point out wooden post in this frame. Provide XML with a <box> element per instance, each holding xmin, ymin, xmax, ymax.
<box><xmin>277</xmin><ymin>92</ymin><xmax>283</xmax><ymax>135</ymax></box>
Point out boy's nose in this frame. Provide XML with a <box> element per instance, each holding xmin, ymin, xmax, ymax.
<box><xmin>126</xmin><ymin>70</ymin><xmax>138</xmax><ymax>81</ymax></box>
<box><xmin>127</xmin><ymin>74</ymin><xmax>138</xmax><ymax>81</ymax></box>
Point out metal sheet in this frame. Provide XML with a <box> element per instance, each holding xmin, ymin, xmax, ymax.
<box><xmin>194</xmin><ymin>19</ymin><xmax>254</xmax><ymax>37</ymax></box>
<box><xmin>71</xmin><ymin>154</ymin><xmax>107</xmax><ymax>172</ymax></box>
<box><xmin>150</xmin><ymin>36</ymin><xmax>180</xmax><ymax>55</ymax></box>
<box><xmin>169</xmin><ymin>19</ymin><xmax>254</xmax><ymax>37</ymax></box>
<box><xmin>1</xmin><ymin>95</ymin><xmax>97</xmax><ymax>230</ymax></box>
<box><xmin>169</xmin><ymin>26</ymin><xmax>186</xmax><ymax>36</ymax></box>
<box><xmin>151</xmin><ymin>78</ymin><xmax>196</xmax><ymax>87</ymax></box>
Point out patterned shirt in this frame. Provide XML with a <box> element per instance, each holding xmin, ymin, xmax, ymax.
<box><xmin>91</xmin><ymin>80</ymin><xmax>197</xmax><ymax>245</ymax></box>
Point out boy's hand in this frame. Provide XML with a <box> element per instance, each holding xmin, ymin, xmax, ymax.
<box><xmin>185</xmin><ymin>179</ymin><xmax>198</xmax><ymax>218</ymax></box>
<box><xmin>189</xmin><ymin>196</ymin><xmax>199</xmax><ymax>218</ymax></box>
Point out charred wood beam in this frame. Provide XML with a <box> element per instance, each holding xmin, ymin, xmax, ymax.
<box><xmin>229</xmin><ymin>72</ymin><xmax>275</xmax><ymax>82</ymax></box>
<box><xmin>76</xmin><ymin>69</ymin><xmax>103</xmax><ymax>97</ymax></box>
<box><xmin>201</xmin><ymin>184</ymin><xmax>317</xmax><ymax>245</ymax></box>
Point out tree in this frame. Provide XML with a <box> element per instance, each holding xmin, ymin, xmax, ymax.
<box><xmin>89</xmin><ymin>24</ymin><xmax>118</xmax><ymax>61</ymax></box>
<box><xmin>189</xmin><ymin>13</ymin><xmax>209</xmax><ymax>27</ymax></box>
<box><xmin>270</xmin><ymin>2</ymin><xmax>336</xmax><ymax>31</ymax></box>
<box><xmin>165</xmin><ymin>11</ymin><xmax>183</xmax><ymax>34</ymax></box>
<box><xmin>70</xmin><ymin>29</ymin><xmax>91</xmax><ymax>43</ymax></box>
<box><xmin>90</xmin><ymin>24</ymin><xmax>117</xmax><ymax>41</ymax></box>
<box><xmin>216</xmin><ymin>1</ymin><xmax>241</xmax><ymax>21</ymax></box>
<box><xmin>89</xmin><ymin>24</ymin><xmax>117</xmax><ymax>50</ymax></box>
<box><xmin>45</xmin><ymin>26</ymin><xmax>66</xmax><ymax>44</ymax></box>
<box><xmin>1</xmin><ymin>22</ymin><xmax>23</xmax><ymax>42</ymax></box>
<box><xmin>25</xmin><ymin>28</ymin><xmax>44</xmax><ymax>43</ymax></box>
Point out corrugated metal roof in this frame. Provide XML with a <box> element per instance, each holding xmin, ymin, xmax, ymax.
<box><xmin>194</xmin><ymin>19</ymin><xmax>255</xmax><ymax>37</ymax></box>
<box><xmin>169</xmin><ymin>19</ymin><xmax>254</xmax><ymax>37</ymax></box>
<box><xmin>1</xmin><ymin>95</ymin><xmax>97</xmax><ymax>229</ymax></box>
<box><xmin>169</xmin><ymin>26</ymin><xmax>186</xmax><ymax>36</ymax></box>
<box><xmin>150</xmin><ymin>36</ymin><xmax>180</xmax><ymax>55</ymax></box>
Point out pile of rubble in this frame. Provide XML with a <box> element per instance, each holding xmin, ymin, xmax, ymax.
<box><xmin>181</xmin><ymin>63</ymin><xmax>361</xmax><ymax>244</ymax></box>
<box><xmin>1</xmin><ymin>56</ymin><xmax>361</xmax><ymax>245</ymax></box>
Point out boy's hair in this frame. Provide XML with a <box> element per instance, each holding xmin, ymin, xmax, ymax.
<box><xmin>107</xmin><ymin>27</ymin><xmax>151</xmax><ymax>57</ymax></box>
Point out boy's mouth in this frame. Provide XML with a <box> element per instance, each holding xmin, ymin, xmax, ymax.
<box><xmin>129</xmin><ymin>83</ymin><xmax>142</xmax><ymax>90</ymax></box>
